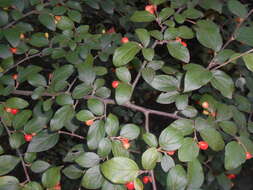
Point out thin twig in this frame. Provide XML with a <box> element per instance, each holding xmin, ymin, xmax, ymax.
<box><xmin>11</xmin><ymin>90</ymin><xmax>182</xmax><ymax>120</ymax></box>
<box><xmin>132</xmin><ymin>61</ymin><xmax>147</xmax><ymax>90</ymax></box>
<box><xmin>1</xmin><ymin>120</ymin><xmax>31</xmax><ymax>182</ymax></box>
<box><xmin>150</xmin><ymin>170</ymin><xmax>157</xmax><ymax>190</ymax></box>
<box><xmin>144</xmin><ymin>112</ymin><xmax>150</xmax><ymax>132</ymax></box>
<box><xmin>58</xmin><ymin>130</ymin><xmax>85</xmax><ymax>140</ymax></box>
<box><xmin>3</xmin><ymin>53</ymin><xmax>43</xmax><ymax>74</ymax></box>
<box><xmin>212</xmin><ymin>48</ymin><xmax>253</xmax><ymax>70</ymax></box>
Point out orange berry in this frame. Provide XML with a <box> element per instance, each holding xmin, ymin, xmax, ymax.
<box><xmin>12</xmin><ymin>74</ymin><xmax>18</xmax><ymax>80</ymax></box>
<box><xmin>167</xmin><ymin>151</ymin><xmax>175</xmax><ymax>156</ymax></box>
<box><xmin>5</xmin><ymin>107</ymin><xmax>12</xmax><ymax>113</ymax></box>
<box><xmin>112</xmin><ymin>81</ymin><xmax>119</xmax><ymax>88</ymax></box>
<box><xmin>54</xmin><ymin>16</ymin><xmax>62</xmax><ymax>21</ymax></box>
<box><xmin>85</xmin><ymin>120</ymin><xmax>94</xmax><ymax>126</ymax></box>
<box><xmin>145</xmin><ymin>5</ymin><xmax>156</xmax><ymax>14</ymax></box>
<box><xmin>31</xmin><ymin>133</ymin><xmax>37</xmax><ymax>136</ymax></box>
<box><xmin>121</xmin><ymin>37</ymin><xmax>129</xmax><ymax>44</ymax></box>
<box><xmin>246</xmin><ymin>152</ymin><xmax>252</xmax><ymax>160</ymax></box>
<box><xmin>121</xmin><ymin>138</ymin><xmax>129</xmax><ymax>144</ymax></box>
<box><xmin>10</xmin><ymin>48</ymin><xmax>17</xmax><ymax>54</ymax></box>
<box><xmin>226</xmin><ymin>174</ymin><xmax>236</xmax><ymax>179</ymax></box>
<box><xmin>202</xmin><ymin>101</ymin><xmax>209</xmax><ymax>109</ymax></box>
<box><xmin>175</xmin><ymin>37</ymin><xmax>182</xmax><ymax>42</ymax></box>
<box><xmin>198</xmin><ymin>141</ymin><xmax>209</xmax><ymax>150</ymax></box>
<box><xmin>203</xmin><ymin>110</ymin><xmax>209</xmax><ymax>115</ymax></box>
<box><xmin>235</xmin><ymin>17</ymin><xmax>244</xmax><ymax>23</ymax></box>
<box><xmin>123</xmin><ymin>142</ymin><xmax>130</xmax><ymax>149</ymax></box>
<box><xmin>20</xmin><ymin>33</ymin><xmax>25</xmax><ymax>39</ymax></box>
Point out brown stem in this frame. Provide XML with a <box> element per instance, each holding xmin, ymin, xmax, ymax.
<box><xmin>58</xmin><ymin>130</ymin><xmax>85</xmax><ymax>140</ymax></box>
<box><xmin>212</xmin><ymin>48</ymin><xmax>253</xmax><ymax>70</ymax></box>
<box><xmin>11</xmin><ymin>90</ymin><xmax>182</xmax><ymax>120</ymax></box>
<box><xmin>132</xmin><ymin>60</ymin><xmax>147</xmax><ymax>90</ymax></box>
<box><xmin>150</xmin><ymin>170</ymin><xmax>157</xmax><ymax>190</ymax></box>
<box><xmin>3</xmin><ymin>53</ymin><xmax>43</xmax><ymax>75</ymax></box>
<box><xmin>1</xmin><ymin>120</ymin><xmax>31</xmax><ymax>182</ymax></box>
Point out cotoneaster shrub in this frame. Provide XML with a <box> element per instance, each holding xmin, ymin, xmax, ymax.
<box><xmin>0</xmin><ymin>0</ymin><xmax>253</xmax><ymax>190</ymax></box>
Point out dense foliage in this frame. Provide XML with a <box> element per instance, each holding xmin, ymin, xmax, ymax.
<box><xmin>0</xmin><ymin>0</ymin><xmax>253</xmax><ymax>189</ymax></box>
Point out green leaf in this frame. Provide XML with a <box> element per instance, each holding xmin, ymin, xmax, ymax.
<box><xmin>143</xmin><ymin>132</ymin><xmax>158</xmax><ymax>147</ymax></box>
<box><xmin>55</xmin><ymin>94</ymin><xmax>74</xmax><ymax>105</ymax></box>
<box><xmin>225</xmin><ymin>141</ymin><xmax>246</xmax><ymax>170</ymax></box>
<box><xmin>38</xmin><ymin>13</ymin><xmax>56</xmax><ymax>31</ymax></box>
<box><xmin>199</xmin><ymin>128</ymin><xmax>225</xmax><ymax>151</ymax></box>
<box><xmin>63</xmin><ymin>165</ymin><xmax>83</xmax><ymax>180</ymax></box>
<box><xmin>161</xmin><ymin>154</ymin><xmax>175</xmax><ymax>172</ymax></box>
<box><xmin>159</xmin><ymin>7</ymin><xmax>174</xmax><ymax>21</ymax></box>
<box><xmin>0</xmin><ymin>10</ymin><xmax>8</xmax><ymax>27</ymax></box>
<box><xmin>178</xmin><ymin>138</ymin><xmax>199</xmax><ymax>162</ymax></box>
<box><xmin>68</xmin><ymin>10</ymin><xmax>81</xmax><ymax>23</ymax></box>
<box><xmin>98</xmin><ymin>138</ymin><xmax>112</xmax><ymax>157</ymax></box>
<box><xmin>130</xmin><ymin>11</ymin><xmax>156</xmax><ymax>22</ymax></box>
<box><xmin>81</xmin><ymin>165</ymin><xmax>104</xmax><ymax>189</ymax></box>
<box><xmin>141</xmin><ymin>67</ymin><xmax>155</xmax><ymax>84</ymax></box>
<box><xmin>9</xmin><ymin>132</ymin><xmax>25</xmax><ymax>149</ymax></box>
<box><xmin>170</xmin><ymin>119</ymin><xmax>194</xmax><ymax>136</ymax></box>
<box><xmin>27</xmin><ymin>74</ymin><xmax>47</xmax><ymax>87</ymax></box>
<box><xmin>167</xmin><ymin>41</ymin><xmax>190</xmax><ymax>63</ymax></box>
<box><xmin>142</xmin><ymin>147</ymin><xmax>160</xmax><ymax>170</ymax></box>
<box><xmin>116</xmin><ymin>67</ymin><xmax>131</xmax><ymax>83</ymax></box>
<box><xmin>72</xmin><ymin>83</ymin><xmax>93</xmax><ymax>99</ymax></box>
<box><xmin>187</xmin><ymin>159</ymin><xmax>204</xmax><ymax>189</ymax></box>
<box><xmin>105</xmin><ymin>113</ymin><xmax>119</xmax><ymax>136</ymax></box>
<box><xmin>31</xmin><ymin>160</ymin><xmax>50</xmax><ymax>173</ymax></box>
<box><xmin>175</xmin><ymin>94</ymin><xmax>188</xmax><ymax>110</ymax></box>
<box><xmin>195</xmin><ymin>20</ymin><xmax>223</xmax><ymax>52</ymax></box>
<box><xmin>6</xmin><ymin>97</ymin><xmax>29</xmax><ymax>109</ymax></box>
<box><xmin>75</xmin><ymin>152</ymin><xmax>100</xmax><ymax>168</ymax></box>
<box><xmin>0</xmin><ymin>176</ymin><xmax>20</xmax><ymax>190</ymax></box>
<box><xmin>0</xmin><ymin>155</ymin><xmax>20</xmax><ymax>175</ymax></box>
<box><xmin>56</xmin><ymin>16</ymin><xmax>74</xmax><ymax>30</ymax></box>
<box><xmin>120</xmin><ymin>124</ymin><xmax>140</xmax><ymax>140</ymax></box>
<box><xmin>184</xmin><ymin>64</ymin><xmax>213</xmax><ymax>92</ymax></box>
<box><xmin>29</xmin><ymin>33</ymin><xmax>49</xmax><ymax>47</ymax></box>
<box><xmin>156</xmin><ymin>91</ymin><xmax>179</xmax><ymax>104</ymax></box>
<box><xmin>219</xmin><ymin>121</ymin><xmax>237</xmax><ymax>135</ymax></box>
<box><xmin>180</xmin><ymin>106</ymin><xmax>198</xmax><ymax>118</ymax></box>
<box><xmin>235</xmin><ymin>94</ymin><xmax>251</xmax><ymax>113</ymax></box>
<box><xmin>23</xmin><ymin>181</ymin><xmax>43</xmax><ymax>190</ymax></box>
<box><xmin>211</xmin><ymin>70</ymin><xmax>234</xmax><ymax>98</ymax></box>
<box><xmin>150</xmin><ymin>75</ymin><xmax>179</xmax><ymax>92</ymax></box>
<box><xmin>166</xmin><ymin>165</ymin><xmax>188</xmax><ymax>190</ymax></box>
<box><xmin>243</xmin><ymin>53</ymin><xmax>253</xmax><ymax>72</ymax></box>
<box><xmin>87</xmin><ymin>98</ymin><xmax>104</xmax><ymax>115</ymax></box>
<box><xmin>42</xmin><ymin>166</ymin><xmax>61</xmax><ymax>188</ymax></box>
<box><xmin>111</xmin><ymin>141</ymin><xmax>130</xmax><ymax>158</ymax></box>
<box><xmin>115</xmin><ymin>83</ymin><xmax>133</xmax><ymax>105</ymax></box>
<box><xmin>113</xmin><ymin>42</ymin><xmax>141</xmax><ymax>67</ymax></box>
<box><xmin>228</xmin><ymin>0</ymin><xmax>248</xmax><ymax>18</ymax></box>
<box><xmin>76</xmin><ymin>110</ymin><xmax>94</xmax><ymax>122</ymax></box>
<box><xmin>151</xmin><ymin>0</ymin><xmax>166</xmax><ymax>5</ymax></box>
<box><xmin>142</xmin><ymin>48</ymin><xmax>154</xmax><ymax>61</ymax></box>
<box><xmin>87</xmin><ymin>120</ymin><xmax>105</xmax><ymax>150</ymax></box>
<box><xmin>237</xmin><ymin>26</ymin><xmax>253</xmax><ymax>46</ymax></box>
<box><xmin>216</xmin><ymin>103</ymin><xmax>233</xmax><ymax>121</ymax></box>
<box><xmin>3</xmin><ymin>28</ymin><xmax>20</xmax><ymax>47</ymax></box>
<box><xmin>12</xmin><ymin>109</ymin><xmax>32</xmax><ymax>129</ymax></box>
<box><xmin>100</xmin><ymin>157</ymin><xmax>139</xmax><ymax>184</ymax></box>
<box><xmin>27</xmin><ymin>130</ymin><xmax>59</xmax><ymax>152</ymax></box>
<box><xmin>159</xmin><ymin>127</ymin><xmax>184</xmax><ymax>151</ymax></box>
<box><xmin>50</xmin><ymin>105</ymin><xmax>74</xmax><ymax>131</ymax></box>
<box><xmin>0</xmin><ymin>44</ymin><xmax>12</xmax><ymax>59</ymax></box>
<box><xmin>135</xmin><ymin>28</ymin><xmax>150</xmax><ymax>47</ymax></box>
<box><xmin>182</xmin><ymin>8</ymin><xmax>203</xmax><ymax>19</ymax></box>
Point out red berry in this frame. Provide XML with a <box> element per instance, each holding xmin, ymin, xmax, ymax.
<box><xmin>112</xmin><ymin>81</ymin><xmax>119</xmax><ymax>88</ymax></box>
<box><xmin>181</xmin><ymin>41</ymin><xmax>187</xmax><ymax>47</ymax></box>
<box><xmin>125</xmin><ymin>181</ymin><xmax>135</xmax><ymax>190</ymax></box>
<box><xmin>12</xmin><ymin>74</ymin><xmax>18</xmax><ymax>80</ymax></box>
<box><xmin>85</xmin><ymin>119</ymin><xmax>94</xmax><ymax>126</ymax></box>
<box><xmin>202</xmin><ymin>101</ymin><xmax>209</xmax><ymax>109</ymax></box>
<box><xmin>142</xmin><ymin>176</ymin><xmax>150</xmax><ymax>184</ymax></box>
<box><xmin>106</xmin><ymin>27</ymin><xmax>116</xmax><ymax>34</ymax></box>
<box><xmin>246</xmin><ymin>152</ymin><xmax>252</xmax><ymax>160</ymax></box>
<box><xmin>24</xmin><ymin>134</ymin><xmax>33</xmax><ymax>142</ymax></box>
<box><xmin>198</xmin><ymin>141</ymin><xmax>209</xmax><ymax>150</ymax></box>
<box><xmin>175</xmin><ymin>37</ymin><xmax>182</xmax><ymax>42</ymax></box>
<box><xmin>54</xmin><ymin>183</ymin><xmax>61</xmax><ymax>190</ymax></box>
<box><xmin>10</xmin><ymin>48</ymin><xmax>17</xmax><ymax>54</ymax></box>
<box><xmin>5</xmin><ymin>107</ymin><xmax>12</xmax><ymax>113</ymax></box>
<box><xmin>11</xmin><ymin>109</ymin><xmax>19</xmax><ymax>115</ymax></box>
<box><xmin>226</xmin><ymin>174</ymin><xmax>236</xmax><ymax>179</ymax></box>
<box><xmin>145</xmin><ymin>5</ymin><xmax>156</xmax><ymax>14</ymax></box>
<box><xmin>54</xmin><ymin>16</ymin><xmax>61</xmax><ymax>21</ymax></box>
<box><xmin>167</xmin><ymin>151</ymin><xmax>175</xmax><ymax>156</ymax></box>
<box><xmin>121</xmin><ymin>37</ymin><xmax>129</xmax><ymax>44</ymax></box>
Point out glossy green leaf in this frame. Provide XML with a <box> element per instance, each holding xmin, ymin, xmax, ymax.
<box><xmin>101</xmin><ymin>157</ymin><xmax>139</xmax><ymax>184</ymax></box>
<box><xmin>161</xmin><ymin>154</ymin><xmax>175</xmax><ymax>172</ymax></box>
<box><xmin>56</xmin><ymin>16</ymin><xmax>74</xmax><ymax>30</ymax></box>
<box><xmin>113</xmin><ymin>42</ymin><xmax>141</xmax><ymax>67</ymax></box>
<box><xmin>98</xmin><ymin>138</ymin><xmax>112</xmax><ymax>157</ymax></box>
<box><xmin>130</xmin><ymin>11</ymin><xmax>156</xmax><ymax>22</ymax></box>
<box><xmin>116</xmin><ymin>67</ymin><xmax>131</xmax><ymax>83</ymax></box>
<box><xmin>120</xmin><ymin>124</ymin><xmax>140</xmax><ymax>140</ymax></box>
<box><xmin>75</xmin><ymin>152</ymin><xmax>100</xmax><ymax>168</ymax></box>
<box><xmin>81</xmin><ymin>165</ymin><xmax>104</xmax><ymax>189</ymax></box>
<box><xmin>42</xmin><ymin>167</ymin><xmax>61</xmax><ymax>188</ymax></box>
<box><xmin>228</xmin><ymin>0</ymin><xmax>248</xmax><ymax>18</ymax></box>
<box><xmin>178</xmin><ymin>138</ymin><xmax>199</xmax><ymax>162</ymax></box>
<box><xmin>142</xmin><ymin>147</ymin><xmax>160</xmax><ymax>170</ymax></box>
<box><xmin>150</xmin><ymin>75</ymin><xmax>179</xmax><ymax>92</ymax></box>
<box><xmin>56</xmin><ymin>94</ymin><xmax>74</xmax><ymax>105</ymax></box>
<box><xmin>135</xmin><ymin>28</ymin><xmax>150</xmax><ymax>47</ymax></box>
<box><xmin>6</xmin><ymin>97</ymin><xmax>29</xmax><ymax>109</ymax></box>
<box><xmin>63</xmin><ymin>165</ymin><xmax>83</xmax><ymax>180</ymax></box>
<box><xmin>38</xmin><ymin>13</ymin><xmax>56</xmax><ymax>31</ymax></box>
<box><xmin>143</xmin><ymin>132</ymin><xmax>158</xmax><ymax>147</ymax></box>
<box><xmin>12</xmin><ymin>109</ymin><xmax>32</xmax><ymax>129</ymax></box>
<box><xmin>105</xmin><ymin>113</ymin><xmax>119</xmax><ymax>136</ymax></box>
<box><xmin>187</xmin><ymin>159</ymin><xmax>204</xmax><ymax>189</ymax></box>
<box><xmin>87</xmin><ymin>98</ymin><xmax>104</xmax><ymax>115</ymax></box>
<box><xmin>31</xmin><ymin>160</ymin><xmax>50</xmax><ymax>173</ymax></box>
<box><xmin>9</xmin><ymin>132</ymin><xmax>25</xmax><ymax>149</ymax></box>
<box><xmin>166</xmin><ymin>165</ymin><xmax>188</xmax><ymax>190</ymax></box>
<box><xmin>76</xmin><ymin>110</ymin><xmax>94</xmax><ymax>122</ymax></box>
<box><xmin>29</xmin><ymin>33</ymin><xmax>49</xmax><ymax>47</ymax></box>
<box><xmin>87</xmin><ymin>120</ymin><xmax>105</xmax><ymax>150</ymax></box>
<box><xmin>22</xmin><ymin>182</ymin><xmax>43</xmax><ymax>190</ymax></box>
<box><xmin>156</xmin><ymin>91</ymin><xmax>179</xmax><ymax>104</ymax></box>
<box><xmin>115</xmin><ymin>83</ymin><xmax>133</xmax><ymax>105</ymax></box>
<box><xmin>243</xmin><ymin>53</ymin><xmax>253</xmax><ymax>72</ymax></box>
<box><xmin>0</xmin><ymin>155</ymin><xmax>20</xmax><ymax>175</ymax></box>
<box><xmin>167</xmin><ymin>41</ymin><xmax>190</xmax><ymax>63</ymax></box>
